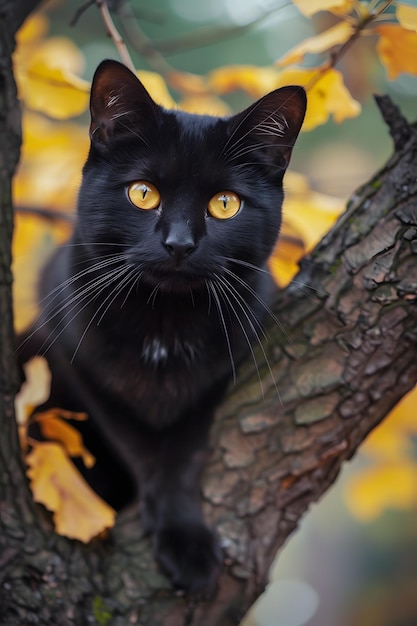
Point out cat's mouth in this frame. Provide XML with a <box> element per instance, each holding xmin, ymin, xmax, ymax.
<box><xmin>144</xmin><ymin>267</ymin><xmax>207</xmax><ymax>293</ymax></box>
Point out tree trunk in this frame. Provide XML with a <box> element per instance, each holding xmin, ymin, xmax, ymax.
<box><xmin>1</xmin><ymin>3</ymin><xmax>417</xmax><ymax>625</ymax></box>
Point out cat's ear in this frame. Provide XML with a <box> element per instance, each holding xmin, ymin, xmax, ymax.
<box><xmin>89</xmin><ymin>60</ymin><xmax>160</xmax><ymax>148</ymax></box>
<box><xmin>228</xmin><ymin>86</ymin><xmax>306</xmax><ymax>171</ymax></box>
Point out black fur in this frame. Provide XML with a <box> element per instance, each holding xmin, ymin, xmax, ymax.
<box><xmin>19</xmin><ymin>60</ymin><xmax>306</xmax><ymax>593</ymax></box>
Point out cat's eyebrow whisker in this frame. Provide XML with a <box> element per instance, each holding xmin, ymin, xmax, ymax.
<box><xmin>206</xmin><ymin>280</ymin><xmax>236</xmax><ymax>384</ymax></box>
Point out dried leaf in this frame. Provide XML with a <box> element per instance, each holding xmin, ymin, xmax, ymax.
<box><xmin>375</xmin><ymin>24</ymin><xmax>417</xmax><ymax>80</ymax></box>
<box><xmin>26</xmin><ymin>442</ymin><xmax>115</xmax><ymax>542</ymax></box>
<box><xmin>277</xmin><ymin>21</ymin><xmax>354</xmax><ymax>66</ymax></box>
<box><xmin>34</xmin><ymin>409</ymin><xmax>94</xmax><ymax>468</ymax></box>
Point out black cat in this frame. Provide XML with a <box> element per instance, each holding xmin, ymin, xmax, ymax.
<box><xmin>19</xmin><ymin>60</ymin><xmax>306</xmax><ymax>593</ymax></box>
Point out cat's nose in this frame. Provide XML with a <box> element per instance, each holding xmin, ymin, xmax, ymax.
<box><xmin>162</xmin><ymin>232</ymin><xmax>196</xmax><ymax>266</ymax></box>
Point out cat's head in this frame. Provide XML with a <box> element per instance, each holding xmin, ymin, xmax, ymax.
<box><xmin>78</xmin><ymin>60</ymin><xmax>306</xmax><ymax>293</ymax></box>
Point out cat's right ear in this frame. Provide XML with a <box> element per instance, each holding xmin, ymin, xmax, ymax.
<box><xmin>89</xmin><ymin>60</ymin><xmax>160</xmax><ymax>149</ymax></box>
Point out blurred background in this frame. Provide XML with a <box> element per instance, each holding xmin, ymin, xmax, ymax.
<box><xmin>12</xmin><ymin>1</ymin><xmax>417</xmax><ymax>624</ymax></box>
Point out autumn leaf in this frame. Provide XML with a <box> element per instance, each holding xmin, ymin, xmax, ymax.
<box><xmin>179</xmin><ymin>95</ymin><xmax>231</xmax><ymax>116</ymax></box>
<box><xmin>277</xmin><ymin>21</ymin><xmax>354</xmax><ymax>66</ymax></box>
<box><xmin>375</xmin><ymin>24</ymin><xmax>417</xmax><ymax>80</ymax></box>
<box><xmin>15</xmin><ymin>11</ymin><xmax>48</xmax><ymax>45</ymax></box>
<box><xmin>17</xmin><ymin>59</ymin><xmax>90</xmax><ymax>120</ymax></box>
<box><xmin>208</xmin><ymin>65</ymin><xmax>280</xmax><ymax>98</ymax></box>
<box><xmin>344</xmin><ymin>461</ymin><xmax>417</xmax><ymax>522</ymax></box>
<box><xmin>33</xmin><ymin>409</ymin><xmax>95</xmax><ymax>469</ymax></box>
<box><xmin>291</xmin><ymin>0</ymin><xmax>355</xmax><ymax>18</ymax></box>
<box><xmin>275</xmin><ymin>67</ymin><xmax>361</xmax><ymax>130</ymax></box>
<box><xmin>26</xmin><ymin>442</ymin><xmax>115</xmax><ymax>542</ymax></box>
<box><xmin>137</xmin><ymin>70</ymin><xmax>176</xmax><ymax>108</ymax></box>
<box><xmin>270</xmin><ymin>172</ymin><xmax>344</xmax><ymax>286</ymax></box>
<box><xmin>344</xmin><ymin>386</ymin><xmax>417</xmax><ymax>521</ymax></box>
<box><xmin>396</xmin><ymin>2</ymin><xmax>417</xmax><ymax>31</ymax></box>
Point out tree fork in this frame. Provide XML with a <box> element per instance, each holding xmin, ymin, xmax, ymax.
<box><xmin>1</xmin><ymin>3</ymin><xmax>417</xmax><ymax>625</ymax></box>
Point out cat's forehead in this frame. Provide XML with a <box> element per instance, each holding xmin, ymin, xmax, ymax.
<box><xmin>164</xmin><ymin>109</ymin><xmax>226</xmax><ymax>150</ymax></box>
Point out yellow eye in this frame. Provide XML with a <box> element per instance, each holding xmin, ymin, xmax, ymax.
<box><xmin>128</xmin><ymin>181</ymin><xmax>160</xmax><ymax>210</ymax></box>
<box><xmin>208</xmin><ymin>191</ymin><xmax>241</xmax><ymax>220</ymax></box>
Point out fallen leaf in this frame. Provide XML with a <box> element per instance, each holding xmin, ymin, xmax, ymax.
<box><xmin>34</xmin><ymin>409</ymin><xmax>94</xmax><ymax>469</ymax></box>
<box><xmin>26</xmin><ymin>442</ymin><xmax>115</xmax><ymax>542</ymax></box>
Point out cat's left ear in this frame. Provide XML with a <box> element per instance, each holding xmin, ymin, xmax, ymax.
<box><xmin>228</xmin><ymin>86</ymin><xmax>306</xmax><ymax>171</ymax></box>
<box><xmin>89</xmin><ymin>59</ymin><xmax>160</xmax><ymax>149</ymax></box>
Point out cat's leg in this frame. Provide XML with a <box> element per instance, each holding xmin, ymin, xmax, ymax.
<box><xmin>137</xmin><ymin>408</ymin><xmax>222</xmax><ymax>594</ymax></box>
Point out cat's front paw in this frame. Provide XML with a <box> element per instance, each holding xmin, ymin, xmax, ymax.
<box><xmin>154</xmin><ymin>523</ymin><xmax>222</xmax><ymax>594</ymax></box>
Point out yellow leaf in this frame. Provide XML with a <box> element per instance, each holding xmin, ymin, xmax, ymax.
<box><xmin>275</xmin><ymin>67</ymin><xmax>361</xmax><ymax>130</ymax></box>
<box><xmin>270</xmin><ymin>171</ymin><xmax>344</xmax><ymax>285</ymax></box>
<box><xmin>376</xmin><ymin>24</ymin><xmax>417</xmax><ymax>80</ymax></box>
<box><xmin>26</xmin><ymin>442</ymin><xmax>115</xmax><ymax>542</ymax></box>
<box><xmin>397</xmin><ymin>2</ymin><xmax>417</xmax><ymax>31</ymax></box>
<box><xmin>19</xmin><ymin>62</ymin><xmax>89</xmax><ymax>119</ymax></box>
<box><xmin>292</xmin><ymin>0</ymin><xmax>355</xmax><ymax>18</ymax></box>
<box><xmin>278</xmin><ymin>21</ymin><xmax>354</xmax><ymax>66</ymax></box>
<box><xmin>34</xmin><ymin>409</ymin><xmax>95</xmax><ymax>469</ymax></box>
<box><xmin>168</xmin><ymin>70</ymin><xmax>209</xmax><ymax>96</ymax></box>
<box><xmin>179</xmin><ymin>95</ymin><xmax>231</xmax><ymax>116</ymax></box>
<box><xmin>269</xmin><ymin>232</ymin><xmax>306</xmax><ymax>287</ymax></box>
<box><xmin>344</xmin><ymin>462</ymin><xmax>417</xmax><ymax>521</ymax></box>
<box><xmin>208</xmin><ymin>65</ymin><xmax>280</xmax><ymax>98</ymax></box>
<box><xmin>15</xmin><ymin>357</ymin><xmax>51</xmax><ymax>427</ymax></box>
<box><xmin>361</xmin><ymin>386</ymin><xmax>417</xmax><ymax>460</ymax></box>
<box><xmin>14</xmin><ymin>112</ymin><xmax>88</xmax><ymax>210</ymax></box>
<box><xmin>15</xmin><ymin>37</ymin><xmax>89</xmax><ymax>119</ymax></box>
<box><xmin>16</xmin><ymin>12</ymin><xmax>49</xmax><ymax>45</ymax></box>
<box><xmin>137</xmin><ymin>70</ymin><xmax>176</xmax><ymax>108</ymax></box>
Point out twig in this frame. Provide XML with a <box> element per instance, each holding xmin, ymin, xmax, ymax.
<box><xmin>374</xmin><ymin>94</ymin><xmax>414</xmax><ymax>151</ymax></box>
<box><xmin>95</xmin><ymin>0</ymin><xmax>136</xmax><ymax>72</ymax></box>
<box><xmin>305</xmin><ymin>0</ymin><xmax>396</xmax><ymax>91</ymax></box>
<box><xmin>70</xmin><ymin>0</ymin><xmax>95</xmax><ymax>27</ymax></box>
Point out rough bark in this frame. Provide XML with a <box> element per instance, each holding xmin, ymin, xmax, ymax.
<box><xmin>1</xmin><ymin>3</ymin><xmax>417</xmax><ymax>626</ymax></box>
